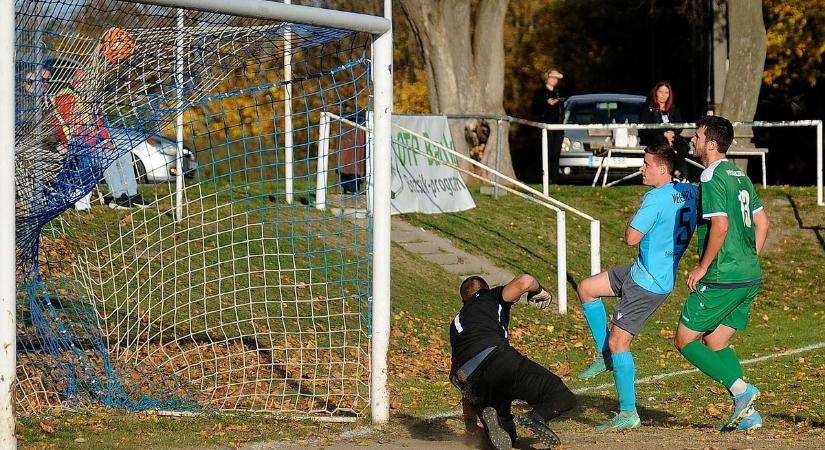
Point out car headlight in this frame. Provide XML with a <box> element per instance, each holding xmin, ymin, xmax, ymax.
<box><xmin>159</xmin><ymin>145</ymin><xmax>178</xmax><ymax>156</ymax></box>
<box><xmin>572</xmin><ymin>141</ymin><xmax>583</xmax><ymax>151</ymax></box>
<box><xmin>562</xmin><ymin>137</ymin><xmax>571</xmax><ymax>152</ymax></box>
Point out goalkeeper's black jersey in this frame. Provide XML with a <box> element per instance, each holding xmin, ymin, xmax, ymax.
<box><xmin>449</xmin><ymin>287</ymin><xmax>511</xmax><ymax>375</ymax></box>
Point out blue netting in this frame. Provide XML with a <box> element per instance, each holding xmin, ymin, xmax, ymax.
<box><xmin>15</xmin><ymin>0</ymin><xmax>372</xmax><ymax>415</ymax></box>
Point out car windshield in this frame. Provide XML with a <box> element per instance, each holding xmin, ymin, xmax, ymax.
<box><xmin>564</xmin><ymin>100</ymin><xmax>644</xmax><ymax>125</ymax></box>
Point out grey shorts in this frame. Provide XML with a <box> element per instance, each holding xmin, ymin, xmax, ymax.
<box><xmin>607</xmin><ymin>263</ymin><xmax>669</xmax><ymax>336</ymax></box>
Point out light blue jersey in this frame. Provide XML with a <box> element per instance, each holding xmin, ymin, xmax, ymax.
<box><xmin>629</xmin><ymin>181</ymin><xmax>698</xmax><ymax>294</ymax></box>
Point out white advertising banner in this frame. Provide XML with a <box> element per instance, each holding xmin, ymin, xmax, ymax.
<box><xmin>390</xmin><ymin>115</ymin><xmax>476</xmax><ymax>214</ymax></box>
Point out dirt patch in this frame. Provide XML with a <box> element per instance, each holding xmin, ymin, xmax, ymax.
<box><xmin>241</xmin><ymin>415</ymin><xmax>824</xmax><ymax>450</ymax></box>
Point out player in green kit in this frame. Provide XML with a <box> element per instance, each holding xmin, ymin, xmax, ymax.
<box><xmin>674</xmin><ymin>116</ymin><xmax>770</xmax><ymax>431</ymax></box>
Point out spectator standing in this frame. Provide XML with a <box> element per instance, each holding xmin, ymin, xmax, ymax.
<box><xmin>336</xmin><ymin>109</ymin><xmax>367</xmax><ymax>194</ymax></box>
<box><xmin>42</xmin><ymin>61</ymin><xmax>146</xmax><ymax>209</ymax></box>
<box><xmin>535</xmin><ymin>69</ymin><xmax>565</xmax><ymax>184</ymax></box>
<box><xmin>639</xmin><ymin>81</ymin><xmax>693</xmax><ymax>180</ymax></box>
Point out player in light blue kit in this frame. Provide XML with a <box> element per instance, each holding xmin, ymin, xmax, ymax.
<box><xmin>575</xmin><ymin>144</ymin><xmax>698</xmax><ymax>431</ymax></box>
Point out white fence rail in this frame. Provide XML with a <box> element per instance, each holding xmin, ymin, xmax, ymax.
<box><xmin>316</xmin><ymin>112</ymin><xmax>603</xmax><ymax>314</ymax></box>
<box><xmin>438</xmin><ymin>114</ymin><xmax>824</xmax><ymax>206</ymax></box>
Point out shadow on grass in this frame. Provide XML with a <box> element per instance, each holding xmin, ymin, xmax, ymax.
<box><xmin>396</xmin><ymin>393</ymin><xmax>679</xmax><ymax>449</ymax></box>
<box><xmin>565</xmin><ymin>393</ymin><xmax>677</xmax><ymax>428</ymax></box>
<box><xmin>787</xmin><ymin>194</ymin><xmax>825</xmax><ymax>252</ymax></box>
<box><xmin>410</xmin><ymin>212</ymin><xmax>549</xmax><ymax>275</ymax></box>
<box><xmin>408</xmin><ymin>212</ymin><xmax>589</xmax><ymax>293</ymax></box>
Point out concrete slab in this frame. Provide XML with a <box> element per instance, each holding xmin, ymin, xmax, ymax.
<box><xmin>425</xmin><ymin>253</ymin><xmax>460</xmax><ymax>265</ymax></box>
<box><xmin>391</xmin><ymin>216</ymin><xmax>515</xmax><ymax>287</ymax></box>
<box><xmin>442</xmin><ymin>262</ymin><xmax>484</xmax><ymax>275</ymax></box>
<box><xmin>399</xmin><ymin>242</ymin><xmax>442</xmax><ymax>255</ymax></box>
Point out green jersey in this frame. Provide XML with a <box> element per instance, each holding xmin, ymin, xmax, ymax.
<box><xmin>697</xmin><ymin>159</ymin><xmax>763</xmax><ymax>285</ymax></box>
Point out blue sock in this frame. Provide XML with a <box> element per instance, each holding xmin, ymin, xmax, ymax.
<box><xmin>612</xmin><ymin>351</ymin><xmax>636</xmax><ymax>412</ymax></box>
<box><xmin>581</xmin><ymin>299</ymin><xmax>610</xmax><ymax>359</ymax></box>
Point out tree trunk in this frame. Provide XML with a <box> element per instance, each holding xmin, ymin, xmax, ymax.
<box><xmin>718</xmin><ymin>0</ymin><xmax>766</xmax><ymax>121</ymax></box>
<box><xmin>399</xmin><ymin>0</ymin><xmax>515</xmax><ymax>181</ymax></box>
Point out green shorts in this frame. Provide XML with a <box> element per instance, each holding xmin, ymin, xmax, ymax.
<box><xmin>679</xmin><ymin>283</ymin><xmax>761</xmax><ymax>332</ymax></box>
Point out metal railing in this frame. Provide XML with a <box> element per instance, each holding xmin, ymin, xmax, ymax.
<box><xmin>436</xmin><ymin>114</ymin><xmax>824</xmax><ymax>206</ymax></box>
<box><xmin>315</xmin><ymin>112</ymin><xmax>603</xmax><ymax>314</ymax></box>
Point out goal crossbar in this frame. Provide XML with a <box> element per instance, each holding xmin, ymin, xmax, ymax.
<box><xmin>122</xmin><ymin>0</ymin><xmax>391</xmax><ymax>35</ymax></box>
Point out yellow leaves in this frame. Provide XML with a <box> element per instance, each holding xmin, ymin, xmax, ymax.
<box><xmin>763</xmin><ymin>0</ymin><xmax>825</xmax><ymax>89</ymax></box>
<box><xmin>551</xmin><ymin>361</ymin><xmax>572</xmax><ymax>377</ymax></box>
<box><xmin>705</xmin><ymin>402</ymin><xmax>727</xmax><ymax>419</ymax></box>
<box><xmin>394</xmin><ymin>68</ymin><xmax>430</xmax><ymax>113</ymax></box>
<box><xmin>38</xmin><ymin>422</ymin><xmax>56</xmax><ymax>434</ymax></box>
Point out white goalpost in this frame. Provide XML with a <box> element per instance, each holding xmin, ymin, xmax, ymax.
<box><xmin>2</xmin><ymin>1</ymin><xmax>18</xmax><ymax>448</ymax></box>
<box><xmin>8</xmin><ymin>0</ymin><xmax>392</xmax><ymax>437</ymax></box>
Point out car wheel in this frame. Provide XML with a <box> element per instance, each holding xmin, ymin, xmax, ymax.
<box><xmin>133</xmin><ymin>157</ymin><xmax>148</xmax><ymax>184</ymax></box>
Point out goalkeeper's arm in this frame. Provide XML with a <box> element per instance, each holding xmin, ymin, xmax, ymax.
<box><xmin>501</xmin><ymin>274</ymin><xmax>544</xmax><ymax>303</ymax></box>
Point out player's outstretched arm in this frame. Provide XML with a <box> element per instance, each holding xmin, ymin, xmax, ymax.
<box><xmin>753</xmin><ymin>209</ymin><xmax>769</xmax><ymax>255</ymax></box>
<box><xmin>502</xmin><ymin>274</ymin><xmax>541</xmax><ymax>303</ymax></box>
<box><xmin>502</xmin><ymin>274</ymin><xmax>554</xmax><ymax>309</ymax></box>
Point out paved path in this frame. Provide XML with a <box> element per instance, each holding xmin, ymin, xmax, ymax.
<box><xmin>392</xmin><ymin>216</ymin><xmax>515</xmax><ymax>286</ymax></box>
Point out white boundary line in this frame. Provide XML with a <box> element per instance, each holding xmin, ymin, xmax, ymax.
<box><xmin>575</xmin><ymin>340</ymin><xmax>825</xmax><ymax>395</ymax></box>
<box><xmin>418</xmin><ymin>340</ymin><xmax>825</xmax><ymax>421</ymax></box>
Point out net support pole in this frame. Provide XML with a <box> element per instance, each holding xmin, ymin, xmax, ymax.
<box><xmin>0</xmin><ymin>0</ymin><xmax>16</xmax><ymax>447</ymax></box>
<box><xmin>818</xmin><ymin>120</ymin><xmax>823</xmax><ymax>206</ymax></box>
<box><xmin>493</xmin><ymin>119</ymin><xmax>502</xmax><ymax>198</ymax></box>
<box><xmin>556</xmin><ymin>210</ymin><xmax>567</xmax><ymax>314</ymax></box>
<box><xmin>284</xmin><ymin>0</ymin><xmax>294</xmax><ymax>204</ymax></box>
<box><xmin>370</xmin><ymin>0</ymin><xmax>393</xmax><ymax>425</ymax></box>
<box><xmin>174</xmin><ymin>8</ymin><xmax>185</xmax><ymax>221</ymax></box>
<box><xmin>366</xmin><ymin>112</ymin><xmax>374</xmax><ymax>213</ymax></box>
<box><xmin>541</xmin><ymin>128</ymin><xmax>549</xmax><ymax>196</ymax></box>
<box><xmin>315</xmin><ymin>113</ymin><xmax>330</xmax><ymax>210</ymax></box>
<box><xmin>590</xmin><ymin>220</ymin><xmax>600</xmax><ymax>276</ymax></box>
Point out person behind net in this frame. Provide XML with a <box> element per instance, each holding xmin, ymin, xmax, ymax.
<box><xmin>533</xmin><ymin>69</ymin><xmax>565</xmax><ymax>184</ymax></box>
<box><xmin>450</xmin><ymin>274</ymin><xmax>576</xmax><ymax>450</ymax></box>
<box><xmin>674</xmin><ymin>115</ymin><xmax>769</xmax><ymax>432</ymax></box>
<box><xmin>43</xmin><ymin>62</ymin><xmax>147</xmax><ymax>210</ymax></box>
<box><xmin>639</xmin><ymin>81</ymin><xmax>693</xmax><ymax>181</ymax></box>
<box><xmin>336</xmin><ymin>109</ymin><xmax>367</xmax><ymax>194</ymax></box>
<box><xmin>576</xmin><ymin>144</ymin><xmax>698</xmax><ymax>431</ymax></box>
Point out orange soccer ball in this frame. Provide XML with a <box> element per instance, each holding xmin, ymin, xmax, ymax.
<box><xmin>100</xmin><ymin>27</ymin><xmax>135</xmax><ymax>64</ymax></box>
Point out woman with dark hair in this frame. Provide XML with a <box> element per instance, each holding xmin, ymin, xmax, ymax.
<box><xmin>639</xmin><ymin>81</ymin><xmax>692</xmax><ymax>180</ymax></box>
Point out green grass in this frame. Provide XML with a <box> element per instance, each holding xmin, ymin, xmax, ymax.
<box><xmin>18</xmin><ymin>184</ymin><xmax>825</xmax><ymax>448</ymax></box>
<box><xmin>401</xmin><ymin>184</ymin><xmax>825</xmax><ymax>431</ymax></box>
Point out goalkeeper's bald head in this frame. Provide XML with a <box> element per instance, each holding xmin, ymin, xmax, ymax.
<box><xmin>460</xmin><ymin>276</ymin><xmax>489</xmax><ymax>303</ymax></box>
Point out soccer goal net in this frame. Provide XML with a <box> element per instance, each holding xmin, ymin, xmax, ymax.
<box><xmin>12</xmin><ymin>0</ymin><xmax>391</xmax><ymax>420</ymax></box>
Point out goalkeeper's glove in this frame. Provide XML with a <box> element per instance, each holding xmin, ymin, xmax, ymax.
<box><xmin>526</xmin><ymin>287</ymin><xmax>554</xmax><ymax>310</ymax></box>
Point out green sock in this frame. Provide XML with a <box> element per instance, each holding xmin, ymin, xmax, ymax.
<box><xmin>715</xmin><ymin>346</ymin><xmax>743</xmax><ymax>380</ymax></box>
<box><xmin>680</xmin><ymin>340</ymin><xmax>739</xmax><ymax>389</ymax></box>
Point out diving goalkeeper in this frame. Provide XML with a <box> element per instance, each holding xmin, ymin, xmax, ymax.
<box><xmin>449</xmin><ymin>274</ymin><xmax>576</xmax><ymax>450</ymax></box>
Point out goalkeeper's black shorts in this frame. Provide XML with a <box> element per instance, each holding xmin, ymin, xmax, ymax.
<box><xmin>464</xmin><ymin>345</ymin><xmax>576</xmax><ymax>424</ymax></box>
